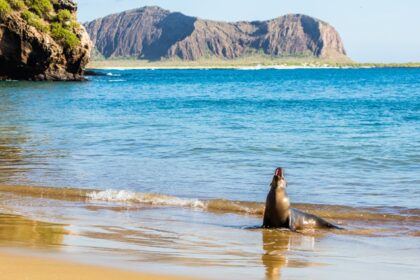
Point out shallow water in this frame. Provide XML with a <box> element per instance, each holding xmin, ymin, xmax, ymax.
<box><xmin>0</xmin><ymin>190</ymin><xmax>419</xmax><ymax>280</ymax></box>
<box><xmin>1</xmin><ymin>69</ymin><xmax>419</xmax><ymax>208</ymax></box>
<box><xmin>0</xmin><ymin>69</ymin><xmax>420</xmax><ymax>279</ymax></box>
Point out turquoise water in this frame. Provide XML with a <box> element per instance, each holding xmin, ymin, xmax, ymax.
<box><xmin>0</xmin><ymin>68</ymin><xmax>419</xmax><ymax>209</ymax></box>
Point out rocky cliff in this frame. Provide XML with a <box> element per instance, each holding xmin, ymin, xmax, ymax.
<box><xmin>0</xmin><ymin>0</ymin><xmax>91</xmax><ymax>81</ymax></box>
<box><xmin>85</xmin><ymin>6</ymin><xmax>348</xmax><ymax>62</ymax></box>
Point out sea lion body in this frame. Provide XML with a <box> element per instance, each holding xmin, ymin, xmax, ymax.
<box><xmin>263</xmin><ymin>168</ymin><xmax>341</xmax><ymax>230</ymax></box>
<box><xmin>263</xmin><ymin>178</ymin><xmax>290</xmax><ymax>228</ymax></box>
<box><xmin>288</xmin><ymin>208</ymin><xmax>340</xmax><ymax>231</ymax></box>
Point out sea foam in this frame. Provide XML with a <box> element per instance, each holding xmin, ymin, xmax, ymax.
<box><xmin>87</xmin><ymin>189</ymin><xmax>206</xmax><ymax>208</ymax></box>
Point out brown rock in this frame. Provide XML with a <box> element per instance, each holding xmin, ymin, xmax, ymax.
<box><xmin>0</xmin><ymin>1</ymin><xmax>91</xmax><ymax>81</ymax></box>
<box><xmin>53</xmin><ymin>0</ymin><xmax>78</xmax><ymax>13</ymax></box>
<box><xmin>85</xmin><ymin>6</ymin><xmax>349</xmax><ymax>62</ymax></box>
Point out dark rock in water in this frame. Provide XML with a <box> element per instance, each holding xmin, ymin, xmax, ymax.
<box><xmin>85</xmin><ymin>6</ymin><xmax>349</xmax><ymax>62</ymax></box>
<box><xmin>0</xmin><ymin>0</ymin><xmax>91</xmax><ymax>81</ymax></box>
<box><xmin>84</xmin><ymin>70</ymin><xmax>107</xmax><ymax>76</ymax></box>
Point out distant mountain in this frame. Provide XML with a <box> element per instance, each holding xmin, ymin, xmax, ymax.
<box><xmin>85</xmin><ymin>6</ymin><xmax>349</xmax><ymax>62</ymax></box>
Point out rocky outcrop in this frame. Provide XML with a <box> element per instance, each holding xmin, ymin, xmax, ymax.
<box><xmin>0</xmin><ymin>0</ymin><xmax>92</xmax><ymax>81</ymax></box>
<box><xmin>85</xmin><ymin>6</ymin><xmax>349</xmax><ymax>62</ymax></box>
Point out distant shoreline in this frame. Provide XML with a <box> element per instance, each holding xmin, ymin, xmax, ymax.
<box><xmin>87</xmin><ymin>60</ymin><xmax>420</xmax><ymax>70</ymax></box>
<box><xmin>87</xmin><ymin>66</ymin><xmax>350</xmax><ymax>70</ymax></box>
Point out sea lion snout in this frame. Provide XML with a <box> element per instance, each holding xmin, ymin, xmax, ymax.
<box><xmin>274</xmin><ymin>168</ymin><xmax>283</xmax><ymax>178</ymax></box>
<box><xmin>271</xmin><ymin>168</ymin><xmax>286</xmax><ymax>189</ymax></box>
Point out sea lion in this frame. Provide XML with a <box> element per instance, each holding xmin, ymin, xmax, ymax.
<box><xmin>263</xmin><ymin>168</ymin><xmax>341</xmax><ymax>230</ymax></box>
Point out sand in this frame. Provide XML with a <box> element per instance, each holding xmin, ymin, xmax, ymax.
<box><xmin>0</xmin><ymin>187</ymin><xmax>418</xmax><ymax>280</ymax></box>
<box><xmin>0</xmin><ymin>251</ymin><xmax>196</xmax><ymax>280</ymax></box>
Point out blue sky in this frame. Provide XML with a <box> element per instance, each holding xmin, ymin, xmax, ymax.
<box><xmin>77</xmin><ymin>0</ymin><xmax>420</xmax><ymax>63</ymax></box>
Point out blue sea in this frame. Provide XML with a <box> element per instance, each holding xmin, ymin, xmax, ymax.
<box><xmin>0</xmin><ymin>68</ymin><xmax>419</xmax><ymax>280</ymax></box>
<box><xmin>1</xmin><ymin>68</ymin><xmax>419</xmax><ymax>208</ymax></box>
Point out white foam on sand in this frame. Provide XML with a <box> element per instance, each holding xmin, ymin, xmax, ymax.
<box><xmin>87</xmin><ymin>189</ymin><xmax>206</xmax><ymax>208</ymax></box>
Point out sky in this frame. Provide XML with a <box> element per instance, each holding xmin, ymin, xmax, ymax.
<box><xmin>76</xmin><ymin>0</ymin><xmax>420</xmax><ymax>63</ymax></box>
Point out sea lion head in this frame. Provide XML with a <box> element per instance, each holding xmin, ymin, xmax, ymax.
<box><xmin>271</xmin><ymin>168</ymin><xmax>287</xmax><ymax>189</ymax></box>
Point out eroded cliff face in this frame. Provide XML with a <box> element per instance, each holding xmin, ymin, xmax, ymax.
<box><xmin>86</xmin><ymin>7</ymin><xmax>195</xmax><ymax>60</ymax></box>
<box><xmin>85</xmin><ymin>6</ymin><xmax>349</xmax><ymax>62</ymax></box>
<box><xmin>0</xmin><ymin>0</ymin><xmax>92</xmax><ymax>81</ymax></box>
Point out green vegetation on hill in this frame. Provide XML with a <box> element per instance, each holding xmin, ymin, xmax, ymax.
<box><xmin>55</xmin><ymin>8</ymin><xmax>71</xmax><ymax>21</ymax></box>
<box><xmin>0</xmin><ymin>0</ymin><xmax>12</xmax><ymax>15</ymax></box>
<box><xmin>10</xmin><ymin>0</ymin><xmax>26</xmax><ymax>10</ymax></box>
<box><xmin>50</xmin><ymin>22</ymin><xmax>79</xmax><ymax>49</ymax></box>
<box><xmin>25</xmin><ymin>0</ymin><xmax>54</xmax><ymax>18</ymax></box>
<box><xmin>22</xmin><ymin>9</ymin><xmax>49</xmax><ymax>32</ymax></box>
<box><xmin>0</xmin><ymin>0</ymin><xmax>80</xmax><ymax>50</ymax></box>
<box><xmin>87</xmin><ymin>55</ymin><xmax>420</xmax><ymax>69</ymax></box>
<box><xmin>90</xmin><ymin>52</ymin><xmax>344</xmax><ymax>66</ymax></box>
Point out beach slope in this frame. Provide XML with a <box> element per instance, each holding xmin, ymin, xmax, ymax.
<box><xmin>0</xmin><ymin>251</ymin><xmax>195</xmax><ymax>280</ymax></box>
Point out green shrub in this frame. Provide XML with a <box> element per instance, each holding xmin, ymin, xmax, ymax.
<box><xmin>0</xmin><ymin>0</ymin><xmax>12</xmax><ymax>16</ymax></box>
<box><xmin>69</xmin><ymin>20</ymin><xmax>80</xmax><ymax>29</ymax></box>
<box><xmin>50</xmin><ymin>22</ymin><xmax>80</xmax><ymax>49</ymax></box>
<box><xmin>24</xmin><ymin>0</ymin><xmax>53</xmax><ymax>18</ymax></box>
<box><xmin>10</xmin><ymin>0</ymin><xmax>26</xmax><ymax>10</ymax></box>
<box><xmin>56</xmin><ymin>9</ymin><xmax>72</xmax><ymax>22</ymax></box>
<box><xmin>6</xmin><ymin>0</ymin><xmax>80</xmax><ymax>50</ymax></box>
<box><xmin>22</xmin><ymin>10</ymin><xmax>49</xmax><ymax>33</ymax></box>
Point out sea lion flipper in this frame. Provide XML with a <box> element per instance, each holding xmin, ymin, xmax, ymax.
<box><xmin>290</xmin><ymin>208</ymin><xmax>343</xmax><ymax>230</ymax></box>
<box><xmin>262</xmin><ymin>210</ymin><xmax>271</xmax><ymax>228</ymax></box>
<box><xmin>321</xmin><ymin>220</ymin><xmax>344</xmax><ymax>230</ymax></box>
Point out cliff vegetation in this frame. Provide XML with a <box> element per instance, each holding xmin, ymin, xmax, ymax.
<box><xmin>0</xmin><ymin>0</ymin><xmax>91</xmax><ymax>80</ymax></box>
<box><xmin>1</xmin><ymin>0</ymin><xmax>80</xmax><ymax>49</ymax></box>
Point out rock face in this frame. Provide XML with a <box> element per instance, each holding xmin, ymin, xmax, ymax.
<box><xmin>0</xmin><ymin>0</ymin><xmax>92</xmax><ymax>81</ymax></box>
<box><xmin>85</xmin><ymin>6</ymin><xmax>348</xmax><ymax>62</ymax></box>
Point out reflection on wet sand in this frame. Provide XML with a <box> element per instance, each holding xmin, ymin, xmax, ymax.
<box><xmin>0</xmin><ymin>94</ymin><xmax>27</xmax><ymax>183</ymax></box>
<box><xmin>261</xmin><ymin>229</ymin><xmax>316</xmax><ymax>280</ymax></box>
<box><xmin>0</xmin><ymin>127</ymin><xmax>28</xmax><ymax>183</ymax></box>
<box><xmin>0</xmin><ymin>214</ymin><xmax>67</xmax><ymax>248</ymax></box>
<box><xmin>0</xmin><ymin>190</ymin><xmax>418</xmax><ymax>280</ymax></box>
<box><xmin>0</xmin><ymin>96</ymin><xmax>66</xmax><ymax>187</ymax></box>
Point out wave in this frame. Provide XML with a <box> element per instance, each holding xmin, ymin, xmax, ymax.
<box><xmin>86</xmin><ymin>190</ymin><xmax>264</xmax><ymax>215</ymax></box>
<box><xmin>106</xmin><ymin>72</ymin><xmax>121</xmax><ymax>77</ymax></box>
<box><xmin>87</xmin><ymin>189</ymin><xmax>205</xmax><ymax>208</ymax></box>
<box><xmin>1</xmin><ymin>185</ymin><xmax>419</xmax><ymax>227</ymax></box>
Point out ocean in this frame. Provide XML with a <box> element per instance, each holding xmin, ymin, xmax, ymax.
<box><xmin>0</xmin><ymin>68</ymin><xmax>419</xmax><ymax>279</ymax></box>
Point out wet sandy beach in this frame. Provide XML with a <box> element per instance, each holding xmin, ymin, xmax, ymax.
<box><xmin>0</xmin><ymin>185</ymin><xmax>419</xmax><ymax>280</ymax></box>
<box><xmin>0</xmin><ymin>251</ymin><xmax>194</xmax><ymax>280</ymax></box>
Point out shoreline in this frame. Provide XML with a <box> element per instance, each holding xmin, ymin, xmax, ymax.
<box><xmin>0</xmin><ymin>184</ymin><xmax>419</xmax><ymax>236</ymax></box>
<box><xmin>86</xmin><ymin>60</ymin><xmax>420</xmax><ymax>70</ymax></box>
<box><xmin>1</xmin><ymin>184</ymin><xmax>419</xmax><ymax>280</ymax></box>
<box><xmin>86</xmin><ymin>63</ymin><xmax>348</xmax><ymax>70</ymax></box>
<box><xmin>87</xmin><ymin>65</ymin><xmax>353</xmax><ymax>70</ymax></box>
<box><xmin>0</xmin><ymin>250</ymin><xmax>196</xmax><ymax>280</ymax></box>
